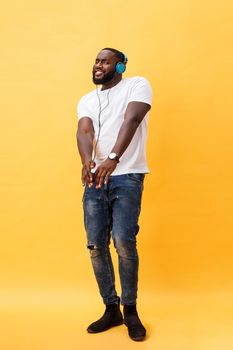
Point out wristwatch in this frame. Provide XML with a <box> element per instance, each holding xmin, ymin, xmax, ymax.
<box><xmin>108</xmin><ymin>152</ymin><xmax>120</xmax><ymax>163</ymax></box>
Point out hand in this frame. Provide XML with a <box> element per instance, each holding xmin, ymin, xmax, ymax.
<box><xmin>94</xmin><ymin>158</ymin><xmax>117</xmax><ymax>188</ymax></box>
<box><xmin>82</xmin><ymin>160</ymin><xmax>96</xmax><ymax>187</ymax></box>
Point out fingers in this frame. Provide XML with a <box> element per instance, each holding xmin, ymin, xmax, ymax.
<box><xmin>81</xmin><ymin>168</ymin><xmax>87</xmax><ymax>186</ymax></box>
<box><xmin>95</xmin><ymin>172</ymin><xmax>105</xmax><ymax>189</ymax></box>
<box><xmin>88</xmin><ymin>172</ymin><xmax>94</xmax><ymax>187</ymax></box>
<box><xmin>96</xmin><ymin>174</ymin><xmax>111</xmax><ymax>188</ymax></box>
<box><xmin>86</xmin><ymin>161</ymin><xmax>96</xmax><ymax>187</ymax></box>
<box><xmin>90</xmin><ymin>159</ymin><xmax>117</xmax><ymax>189</ymax></box>
<box><xmin>95</xmin><ymin>168</ymin><xmax>113</xmax><ymax>188</ymax></box>
<box><xmin>82</xmin><ymin>166</ymin><xmax>94</xmax><ymax>188</ymax></box>
<box><xmin>104</xmin><ymin>173</ymin><xmax>110</xmax><ymax>185</ymax></box>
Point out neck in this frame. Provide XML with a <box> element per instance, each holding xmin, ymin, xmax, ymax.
<box><xmin>101</xmin><ymin>74</ymin><xmax>122</xmax><ymax>91</ymax></box>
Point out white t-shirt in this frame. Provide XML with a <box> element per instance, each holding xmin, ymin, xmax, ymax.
<box><xmin>77</xmin><ymin>76</ymin><xmax>152</xmax><ymax>175</ymax></box>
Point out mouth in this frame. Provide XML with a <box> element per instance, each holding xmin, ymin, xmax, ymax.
<box><xmin>94</xmin><ymin>70</ymin><xmax>104</xmax><ymax>78</ymax></box>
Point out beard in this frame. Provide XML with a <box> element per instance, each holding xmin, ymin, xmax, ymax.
<box><xmin>92</xmin><ymin>69</ymin><xmax>116</xmax><ymax>85</ymax></box>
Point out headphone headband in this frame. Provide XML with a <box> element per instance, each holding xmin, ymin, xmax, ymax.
<box><xmin>122</xmin><ymin>52</ymin><xmax>128</xmax><ymax>65</ymax></box>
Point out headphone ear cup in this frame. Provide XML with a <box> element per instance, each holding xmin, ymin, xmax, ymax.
<box><xmin>115</xmin><ymin>62</ymin><xmax>126</xmax><ymax>74</ymax></box>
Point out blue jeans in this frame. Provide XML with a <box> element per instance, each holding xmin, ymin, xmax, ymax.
<box><xmin>82</xmin><ymin>173</ymin><xmax>145</xmax><ymax>305</ymax></box>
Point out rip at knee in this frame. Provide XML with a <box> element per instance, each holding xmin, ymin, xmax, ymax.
<box><xmin>87</xmin><ymin>244</ymin><xmax>109</xmax><ymax>258</ymax></box>
<box><xmin>87</xmin><ymin>244</ymin><xmax>99</xmax><ymax>257</ymax></box>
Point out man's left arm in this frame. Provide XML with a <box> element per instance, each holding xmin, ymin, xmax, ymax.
<box><xmin>94</xmin><ymin>101</ymin><xmax>151</xmax><ymax>188</ymax></box>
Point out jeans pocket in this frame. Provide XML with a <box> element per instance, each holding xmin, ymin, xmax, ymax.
<box><xmin>126</xmin><ymin>173</ymin><xmax>145</xmax><ymax>182</ymax></box>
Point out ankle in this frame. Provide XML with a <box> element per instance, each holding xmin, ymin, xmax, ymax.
<box><xmin>123</xmin><ymin>304</ymin><xmax>137</xmax><ymax>314</ymax></box>
<box><xmin>106</xmin><ymin>297</ymin><xmax>121</xmax><ymax>311</ymax></box>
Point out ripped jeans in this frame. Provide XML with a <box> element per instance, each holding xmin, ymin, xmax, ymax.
<box><xmin>83</xmin><ymin>173</ymin><xmax>145</xmax><ymax>305</ymax></box>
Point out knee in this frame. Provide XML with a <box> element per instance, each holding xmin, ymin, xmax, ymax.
<box><xmin>87</xmin><ymin>244</ymin><xmax>100</xmax><ymax>258</ymax></box>
<box><xmin>113</xmin><ymin>238</ymin><xmax>138</xmax><ymax>259</ymax></box>
<box><xmin>87</xmin><ymin>243</ymin><xmax>109</xmax><ymax>258</ymax></box>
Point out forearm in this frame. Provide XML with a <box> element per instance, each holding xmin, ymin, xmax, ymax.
<box><xmin>111</xmin><ymin>118</ymin><xmax>140</xmax><ymax>158</ymax></box>
<box><xmin>77</xmin><ymin>131</ymin><xmax>94</xmax><ymax>165</ymax></box>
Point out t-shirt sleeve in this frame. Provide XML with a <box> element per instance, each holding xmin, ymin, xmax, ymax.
<box><xmin>77</xmin><ymin>96</ymin><xmax>93</xmax><ymax>120</ymax></box>
<box><xmin>128</xmin><ymin>77</ymin><xmax>152</xmax><ymax>106</ymax></box>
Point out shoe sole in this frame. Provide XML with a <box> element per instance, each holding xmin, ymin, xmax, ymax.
<box><xmin>124</xmin><ymin>321</ymin><xmax>146</xmax><ymax>341</ymax></box>
<box><xmin>87</xmin><ymin>319</ymin><xmax>124</xmax><ymax>333</ymax></box>
<box><xmin>129</xmin><ymin>335</ymin><xmax>146</xmax><ymax>341</ymax></box>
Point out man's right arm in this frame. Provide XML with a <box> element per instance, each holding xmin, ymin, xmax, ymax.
<box><xmin>76</xmin><ymin>117</ymin><xmax>95</xmax><ymax>186</ymax></box>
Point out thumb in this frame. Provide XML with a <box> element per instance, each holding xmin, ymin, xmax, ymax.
<box><xmin>89</xmin><ymin>160</ymin><xmax>96</xmax><ymax>169</ymax></box>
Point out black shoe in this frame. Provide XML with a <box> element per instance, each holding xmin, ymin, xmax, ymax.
<box><xmin>123</xmin><ymin>304</ymin><xmax>146</xmax><ymax>341</ymax></box>
<box><xmin>87</xmin><ymin>298</ymin><xmax>123</xmax><ymax>333</ymax></box>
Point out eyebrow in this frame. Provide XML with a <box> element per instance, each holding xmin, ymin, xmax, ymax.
<box><xmin>95</xmin><ymin>58</ymin><xmax>109</xmax><ymax>62</ymax></box>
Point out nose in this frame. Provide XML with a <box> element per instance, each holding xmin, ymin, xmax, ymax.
<box><xmin>95</xmin><ymin>61</ymin><xmax>103</xmax><ymax>69</ymax></box>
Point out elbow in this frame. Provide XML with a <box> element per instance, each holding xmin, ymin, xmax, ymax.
<box><xmin>77</xmin><ymin>128</ymin><xmax>94</xmax><ymax>143</ymax></box>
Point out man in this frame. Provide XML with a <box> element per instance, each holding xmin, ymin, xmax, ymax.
<box><xmin>76</xmin><ymin>48</ymin><xmax>152</xmax><ymax>341</ymax></box>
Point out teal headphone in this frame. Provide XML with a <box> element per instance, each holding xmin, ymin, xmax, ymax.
<box><xmin>115</xmin><ymin>52</ymin><xmax>128</xmax><ymax>74</ymax></box>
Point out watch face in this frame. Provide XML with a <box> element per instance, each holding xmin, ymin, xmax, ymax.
<box><xmin>109</xmin><ymin>153</ymin><xmax>117</xmax><ymax>159</ymax></box>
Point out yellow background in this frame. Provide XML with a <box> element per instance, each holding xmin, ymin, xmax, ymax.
<box><xmin>1</xmin><ymin>0</ymin><xmax>233</xmax><ymax>349</ymax></box>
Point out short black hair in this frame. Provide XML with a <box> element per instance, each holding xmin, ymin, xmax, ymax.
<box><xmin>101</xmin><ymin>47</ymin><xmax>127</xmax><ymax>63</ymax></box>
